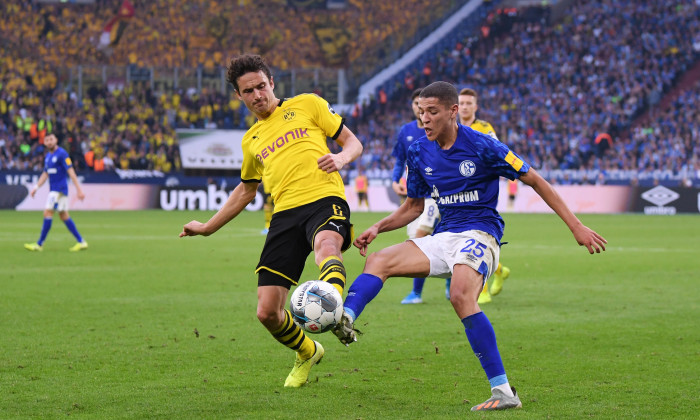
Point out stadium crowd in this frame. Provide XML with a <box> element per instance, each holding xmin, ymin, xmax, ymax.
<box><xmin>346</xmin><ymin>0</ymin><xmax>700</xmax><ymax>184</ymax></box>
<box><xmin>626</xmin><ymin>80</ymin><xmax>700</xmax><ymax>186</ymax></box>
<box><xmin>0</xmin><ymin>82</ymin><xmax>260</xmax><ymax>172</ymax></box>
<box><xmin>1</xmin><ymin>0</ymin><xmax>698</xmax><ymax>184</ymax></box>
<box><xmin>0</xmin><ymin>0</ymin><xmax>460</xmax><ymax>70</ymax></box>
<box><xmin>0</xmin><ymin>0</ymin><xmax>461</xmax><ymax>173</ymax></box>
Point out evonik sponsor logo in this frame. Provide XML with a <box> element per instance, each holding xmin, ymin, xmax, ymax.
<box><xmin>255</xmin><ymin>128</ymin><xmax>309</xmax><ymax>162</ymax></box>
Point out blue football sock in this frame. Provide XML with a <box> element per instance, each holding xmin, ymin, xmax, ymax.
<box><xmin>38</xmin><ymin>218</ymin><xmax>52</xmax><ymax>245</ymax></box>
<box><xmin>63</xmin><ymin>218</ymin><xmax>83</xmax><ymax>243</ymax></box>
<box><xmin>413</xmin><ymin>278</ymin><xmax>426</xmax><ymax>295</ymax></box>
<box><xmin>462</xmin><ymin>311</ymin><xmax>508</xmax><ymax>387</ymax></box>
<box><xmin>343</xmin><ymin>273</ymin><xmax>384</xmax><ymax>321</ymax></box>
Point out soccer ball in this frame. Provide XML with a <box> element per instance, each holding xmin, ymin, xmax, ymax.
<box><xmin>290</xmin><ymin>280</ymin><xmax>343</xmax><ymax>334</ymax></box>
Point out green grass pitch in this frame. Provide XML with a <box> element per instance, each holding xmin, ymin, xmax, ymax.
<box><xmin>1</xmin><ymin>210</ymin><xmax>698</xmax><ymax>419</ymax></box>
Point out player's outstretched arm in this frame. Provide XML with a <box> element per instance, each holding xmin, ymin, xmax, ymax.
<box><xmin>29</xmin><ymin>172</ymin><xmax>48</xmax><ymax>198</ymax></box>
<box><xmin>519</xmin><ymin>169</ymin><xmax>607</xmax><ymax>254</ymax></box>
<box><xmin>180</xmin><ymin>181</ymin><xmax>259</xmax><ymax>238</ymax></box>
<box><xmin>67</xmin><ymin>168</ymin><xmax>85</xmax><ymax>200</ymax></box>
<box><xmin>353</xmin><ymin>197</ymin><xmax>424</xmax><ymax>256</ymax></box>
<box><xmin>318</xmin><ymin>126</ymin><xmax>363</xmax><ymax>173</ymax></box>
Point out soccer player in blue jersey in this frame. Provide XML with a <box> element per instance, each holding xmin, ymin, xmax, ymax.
<box><xmin>333</xmin><ymin>82</ymin><xmax>607</xmax><ymax>411</ymax></box>
<box><xmin>24</xmin><ymin>134</ymin><xmax>88</xmax><ymax>252</ymax></box>
<box><xmin>392</xmin><ymin>88</ymin><xmax>451</xmax><ymax>304</ymax></box>
<box><xmin>458</xmin><ymin>87</ymin><xmax>510</xmax><ymax>304</ymax></box>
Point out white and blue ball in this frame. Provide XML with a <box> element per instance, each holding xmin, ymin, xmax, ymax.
<box><xmin>290</xmin><ymin>280</ymin><xmax>343</xmax><ymax>333</ymax></box>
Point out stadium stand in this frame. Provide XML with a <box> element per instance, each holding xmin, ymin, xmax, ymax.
<box><xmin>0</xmin><ymin>0</ymin><xmax>464</xmax><ymax>172</ymax></box>
<box><xmin>1</xmin><ymin>0</ymin><xmax>698</xmax><ymax>185</ymax></box>
<box><xmin>0</xmin><ymin>0</ymin><xmax>463</xmax><ymax>70</ymax></box>
<box><xmin>345</xmin><ymin>0</ymin><xmax>700</xmax><ymax>185</ymax></box>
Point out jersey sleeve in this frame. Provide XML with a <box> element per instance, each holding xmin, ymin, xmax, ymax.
<box><xmin>475</xmin><ymin>131</ymin><xmax>530</xmax><ymax>180</ymax></box>
<box><xmin>60</xmin><ymin>149</ymin><xmax>73</xmax><ymax>170</ymax></box>
<box><xmin>391</xmin><ymin>128</ymin><xmax>407</xmax><ymax>183</ymax></box>
<box><xmin>405</xmin><ymin>142</ymin><xmax>430</xmax><ymax>198</ymax></box>
<box><xmin>482</xmin><ymin>121</ymin><xmax>499</xmax><ymax>141</ymax></box>
<box><xmin>240</xmin><ymin>133</ymin><xmax>263</xmax><ymax>183</ymax></box>
<box><xmin>308</xmin><ymin>94</ymin><xmax>344</xmax><ymax>139</ymax></box>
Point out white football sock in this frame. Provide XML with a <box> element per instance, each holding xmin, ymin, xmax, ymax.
<box><xmin>492</xmin><ymin>383</ymin><xmax>514</xmax><ymax>397</ymax></box>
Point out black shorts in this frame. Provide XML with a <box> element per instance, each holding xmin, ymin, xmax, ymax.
<box><xmin>256</xmin><ymin>196</ymin><xmax>353</xmax><ymax>288</ymax></box>
<box><xmin>357</xmin><ymin>192</ymin><xmax>367</xmax><ymax>202</ymax></box>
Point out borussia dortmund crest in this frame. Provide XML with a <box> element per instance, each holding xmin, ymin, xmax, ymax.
<box><xmin>283</xmin><ymin>109</ymin><xmax>296</xmax><ymax>121</ymax></box>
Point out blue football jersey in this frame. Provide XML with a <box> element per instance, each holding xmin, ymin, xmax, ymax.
<box><xmin>44</xmin><ymin>147</ymin><xmax>73</xmax><ymax>195</ymax></box>
<box><xmin>406</xmin><ymin>124</ymin><xmax>530</xmax><ymax>242</ymax></box>
<box><xmin>391</xmin><ymin>120</ymin><xmax>425</xmax><ymax>183</ymax></box>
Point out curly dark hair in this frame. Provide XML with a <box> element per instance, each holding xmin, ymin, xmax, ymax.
<box><xmin>226</xmin><ymin>54</ymin><xmax>273</xmax><ymax>92</ymax></box>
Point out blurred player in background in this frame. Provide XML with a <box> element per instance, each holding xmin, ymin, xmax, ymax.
<box><xmin>393</xmin><ymin>88</ymin><xmax>451</xmax><ymax>304</ymax></box>
<box><xmin>458</xmin><ymin>88</ymin><xmax>510</xmax><ymax>301</ymax></box>
<box><xmin>354</xmin><ymin>168</ymin><xmax>370</xmax><ymax>211</ymax></box>
<box><xmin>179</xmin><ymin>54</ymin><xmax>363</xmax><ymax>388</ymax></box>
<box><xmin>507</xmin><ymin>179</ymin><xmax>518</xmax><ymax>211</ymax></box>
<box><xmin>259</xmin><ymin>182</ymin><xmax>273</xmax><ymax>234</ymax></box>
<box><xmin>335</xmin><ymin>82</ymin><xmax>607</xmax><ymax>411</ymax></box>
<box><xmin>24</xmin><ymin>134</ymin><xmax>88</xmax><ymax>252</ymax></box>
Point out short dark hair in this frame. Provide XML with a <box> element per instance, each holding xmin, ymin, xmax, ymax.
<box><xmin>420</xmin><ymin>81</ymin><xmax>458</xmax><ymax>108</ymax></box>
<box><xmin>226</xmin><ymin>54</ymin><xmax>273</xmax><ymax>92</ymax></box>
<box><xmin>411</xmin><ymin>88</ymin><xmax>423</xmax><ymax>100</ymax></box>
<box><xmin>459</xmin><ymin>87</ymin><xmax>478</xmax><ymax>99</ymax></box>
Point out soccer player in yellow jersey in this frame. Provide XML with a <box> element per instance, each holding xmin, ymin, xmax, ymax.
<box><xmin>458</xmin><ymin>88</ymin><xmax>510</xmax><ymax>304</ymax></box>
<box><xmin>259</xmin><ymin>182</ymin><xmax>274</xmax><ymax>234</ymax></box>
<box><xmin>180</xmin><ymin>54</ymin><xmax>363</xmax><ymax>388</ymax></box>
<box><xmin>354</xmin><ymin>169</ymin><xmax>369</xmax><ymax>211</ymax></box>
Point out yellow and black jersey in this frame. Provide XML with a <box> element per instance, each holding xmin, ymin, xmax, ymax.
<box><xmin>470</xmin><ymin>119</ymin><xmax>498</xmax><ymax>140</ymax></box>
<box><xmin>240</xmin><ymin>93</ymin><xmax>345</xmax><ymax>212</ymax></box>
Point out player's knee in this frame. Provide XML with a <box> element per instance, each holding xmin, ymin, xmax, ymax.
<box><xmin>449</xmin><ymin>289</ymin><xmax>466</xmax><ymax>306</ymax></box>
<box><xmin>314</xmin><ymin>238</ymin><xmax>343</xmax><ymax>264</ymax></box>
<box><xmin>364</xmin><ymin>250</ymin><xmax>394</xmax><ymax>278</ymax></box>
<box><xmin>256</xmin><ymin>307</ymin><xmax>282</xmax><ymax>330</ymax></box>
<box><xmin>449</xmin><ymin>289</ymin><xmax>479</xmax><ymax>315</ymax></box>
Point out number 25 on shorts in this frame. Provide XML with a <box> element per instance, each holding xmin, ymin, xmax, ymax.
<box><xmin>460</xmin><ymin>239</ymin><xmax>486</xmax><ymax>258</ymax></box>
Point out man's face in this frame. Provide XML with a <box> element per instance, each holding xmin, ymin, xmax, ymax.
<box><xmin>458</xmin><ymin>94</ymin><xmax>478</xmax><ymax>123</ymax></box>
<box><xmin>418</xmin><ymin>97</ymin><xmax>457</xmax><ymax>142</ymax></box>
<box><xmin>44</xmin><ymin>134</ymin><xmax>58</xmax><ymax>151</ymax></box>
<box><xmin>411</xmin><ymin>96</ymin><xmax>421</xmax><ymax>121</ymax></box>
<box><xmin>236</xmin><ymin>71</ymin><xmax>277</xmax><ymax>118</ymax></box>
